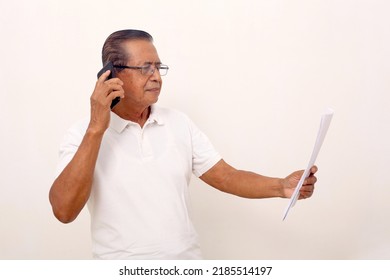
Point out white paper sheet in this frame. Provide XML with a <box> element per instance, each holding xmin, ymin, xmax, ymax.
<box><xmin>282</xmin><ymin>108</ymin><xmax>334</xmax><ymax>220</ymax></box>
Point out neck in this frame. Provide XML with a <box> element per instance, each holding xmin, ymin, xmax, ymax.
<box><xmin>113</xmin><ymin>105</ymin><xmax>151</xmax><ymax>128</ymax></box>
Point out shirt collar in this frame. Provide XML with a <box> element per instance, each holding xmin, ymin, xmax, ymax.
<box><xmin>109</xmin><ymin>105</ymin><xmax>165</xmax><ymax>133</ymax></box>
<box><xmin>148</xmin><ymin>105</ymin><xmax>165</xmax><ymax>126</ymax></box>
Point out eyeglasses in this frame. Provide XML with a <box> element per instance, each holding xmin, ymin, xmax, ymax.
<box><xmin>113</xmin><ymin>63</ymin><xmax>169</xmax><ymax>76</ymax></box>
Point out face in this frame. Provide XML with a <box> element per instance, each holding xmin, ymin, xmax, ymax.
<box><xmin>117</xmin><ymin>39</ymin><xmax>163</xmax><ymax>110</ymax></box>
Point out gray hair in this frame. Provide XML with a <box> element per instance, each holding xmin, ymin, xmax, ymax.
<box><xmin>101</xmin><ymin>29</ymin><xmax>153</xmax><ymax>67</ymax></box>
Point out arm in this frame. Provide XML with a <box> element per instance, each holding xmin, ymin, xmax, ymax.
<box><xmin>49</xmin><ymin>70</ymin><xmax>124</xmax><ymax>223</ymax></box>
<box><xmin>200</xmin><ymin>159</ymin><xmax>317</xmax><ymax>200</ymax></box>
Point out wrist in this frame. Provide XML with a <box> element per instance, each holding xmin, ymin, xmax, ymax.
<box><xmin>278</xmin><ymin>178</ymin><xmax>288</xmax><ymax>198</ymax></box>
<box><xmin>86</xmin><ymin>124</ymin><xmax>106</xmax><ymax>138</ymax></box>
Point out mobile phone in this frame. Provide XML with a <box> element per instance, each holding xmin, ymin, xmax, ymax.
<box><xmin>97</xmin><ymin>61</ymin><xmax>120</xmax><ymax>109</ymax></box>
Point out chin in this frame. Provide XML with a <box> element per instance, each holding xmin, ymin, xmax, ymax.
<box><xmin>151</xmin><ymin>94</ymin><xmax>160</xmax><ymax>103</ymax></box>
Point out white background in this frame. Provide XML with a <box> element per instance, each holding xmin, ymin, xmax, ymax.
<box><xmin>1</xmin><ymin>0</ymin><xmax>389</xmax><ymax>259</ymax></box>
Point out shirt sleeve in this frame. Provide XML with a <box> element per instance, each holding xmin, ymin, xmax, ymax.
<box><xmin>188</xmin><ymin>117</ymin><xmax>222</xmax><ymax>177</ymax></box>
<box><xmin>55</xmin><ymin>119</ymin><xmax>88</xmax><ymax>178</ymax></box>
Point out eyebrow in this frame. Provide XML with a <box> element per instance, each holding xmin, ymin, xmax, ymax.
<box><xmin>143</xmin><ymin>61</ymin><xmax>162</xmax><ymax>65</ymax></box>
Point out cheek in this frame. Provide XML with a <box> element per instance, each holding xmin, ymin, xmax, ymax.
<box><xmin>123</xmin><ymin>79</ymin><xmax>147</xmax><ymax>98</ymax></box>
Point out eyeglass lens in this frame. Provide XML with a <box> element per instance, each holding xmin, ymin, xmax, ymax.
<box><xmin>143</xmin><ymin>65</ymin><xmax>169</xmax><ymax>76</ymax></box>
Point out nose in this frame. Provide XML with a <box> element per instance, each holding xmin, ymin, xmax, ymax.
<box><xmin>150</xmin><ymin>65</ymin><xmax>162</xmax><ymax>82</ymax></box>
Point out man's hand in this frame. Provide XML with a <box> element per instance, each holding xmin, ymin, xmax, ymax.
<box><xmin>282</xmin><ymin>166</ymin><xmax>318</xmax><ymax>199</ymax></box>
<box><xmin>88</xmin><ymin>70</ymin><xmax>124</xmax><ymax>134</ymax></box>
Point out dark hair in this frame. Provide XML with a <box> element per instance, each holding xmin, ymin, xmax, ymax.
<box><xmin>101</xmin><ymin>29</ymin><xmax>153</xmax><ymax>66</ymax></box>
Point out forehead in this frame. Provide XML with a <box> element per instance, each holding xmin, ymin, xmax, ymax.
<box><xmin>122</xmin><ymin>39</ymin><xmax>160</xmax><ymax>64</ymax></box>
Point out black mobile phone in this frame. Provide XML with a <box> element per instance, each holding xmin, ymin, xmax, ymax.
<box><xmin>97</xmin><ymin>61</ymin><xmax>120</xmax><ymax>109</ymax></box>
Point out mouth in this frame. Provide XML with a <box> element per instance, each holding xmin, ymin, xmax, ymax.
<box><xmin>146</xmin><ymin>87</ymin><xmax>160</xmax><ymax>93</ymax></box>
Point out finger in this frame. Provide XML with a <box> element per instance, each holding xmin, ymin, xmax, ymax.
<box><xmin>91</xmin><ymin>83</ymin><xmax>123</xmax><ymax>106</ymax></box>
<box><xmin>299</xmin><ymin>187</ymin><xmax>314</xmax><ymax>199</ymax></box>
<box><xmin>304</xmin><ymin>176</ymin><xmax>317</xmax><ymax>186</ymax></box>
<box><xmin>97</xmin><ymin>70</ymin><xmax>111</xmax><ymax>83</ymax></box>
<box><xmin>107</xmin><ymin>87</ymin><xmax>125</xmax><ymax>100</ymax></box>
<box><xmin>300</xmin><ymin>184</ymin><xmax>314</xmax><ymax>193</ymax></box>
<box><xmin>106</xmin><ymin>77</ymin><xmax>124</xmax><ymax>86</ymax></box>
<box><xmin>310</xmin><ymin>165</ymin><xmax>318</xmax><ymax>174</ymax></box>
<box><xmin>103</xmin><ymin>84</ymin><xmax>124</xmax><ymax>96</ymax></box>
<box><xmin>299</xmin><ymin>192</ymin><xmax>312</xmax><ymax>200</ymax></box>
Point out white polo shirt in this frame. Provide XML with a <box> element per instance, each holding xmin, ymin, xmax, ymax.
<box><xmin>56</xmin><ymin>105</ymin><xmax>221</xmax><ymax>259</ymax></box>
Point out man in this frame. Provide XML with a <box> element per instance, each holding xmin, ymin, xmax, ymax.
<box><xmin>49</xmin><ymin>29</ymin><xmax>317</xmax><ymax>259</ymax></box>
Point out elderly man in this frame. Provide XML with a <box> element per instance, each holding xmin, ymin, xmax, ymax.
<box><xmin>49</xmin><ymin>29</ymin><xmax>317</xmax><ymax>259</ymax></box>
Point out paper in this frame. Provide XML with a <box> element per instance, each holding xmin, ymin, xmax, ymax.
<box><xmin>282</xmin><ymin>108</ymin><xmax>334</xmax><ymax>220</ymax></box>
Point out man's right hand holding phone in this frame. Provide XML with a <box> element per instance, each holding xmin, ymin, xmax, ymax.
<box><xmin>88</xmin><ymin>70</ymin><xmax>124</xmax><ymax>135</ymax></box>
